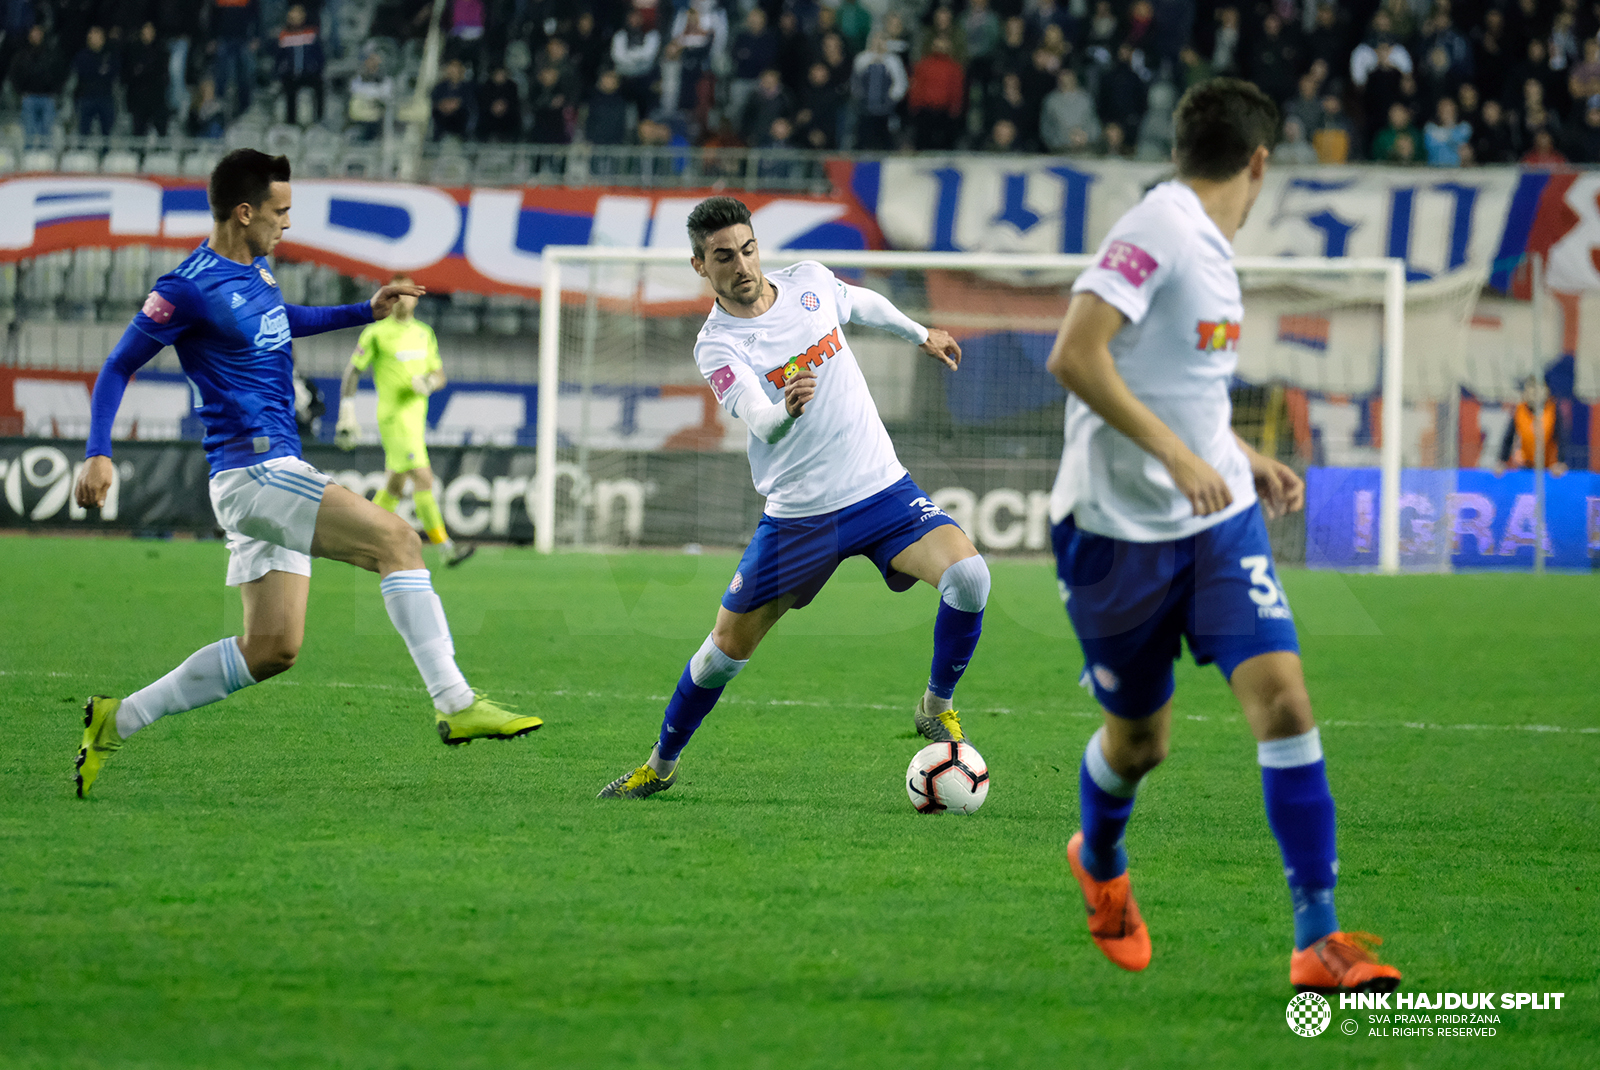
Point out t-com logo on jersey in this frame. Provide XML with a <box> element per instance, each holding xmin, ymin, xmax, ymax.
<box><xmin>254</xmin><ymin>306</ymin><xmax>291</xmax><ymax>351</ymax></box>
<box><xmin>1195</xmin><ymin>319</ymin><xmax>1240</xmax><ymax>352</ymax></box>
<box><xmin>1100</xmin><ymin>240</ymin><xmax>1157</xmax><ymax>287</ymax></box>
<box><xmin>763</xmin><ymin>327</ymin><xmax>843</xmax><ymax>388</ymax></box>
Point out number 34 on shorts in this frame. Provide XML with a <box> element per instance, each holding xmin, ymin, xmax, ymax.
<box><xmin>1240</xmin><ymin>554</ymin><xmax>1292</xmax><ymax>620</ymax></box>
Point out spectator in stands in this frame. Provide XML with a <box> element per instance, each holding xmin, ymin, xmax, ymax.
<box><xmin>611</xmin><ymin>10</ymin><xmax>659</xmax><ymax>115</ymax></box>
<box><xmin>187</xmin><ymin>75</ymin><xmax>226</xmax><ymax>138</ymax></box>
<box><xmin>347</xmin><ymin>49</ymin><xmax>393</xmax><ymax>141</ymax></box>
<box><xmin>773</xmin><ymin>10</ymin><xmax>809</xmax><ymax>92</ymax></box>
<box><xmin>1496</xmin><ymin>375</ymin><xmax>1567</xmax><ymax>476</ymax></box>
<box><xmin>1097</xmin><ymin>42</ymin><xmax>1149</xmax><ymax>139</ymax></box>
<box><xmin>1568</xmin><ymin>37</ymin><xmax>1600</xmax><ymax>109</ymax></box>
<box><xmin>963</xmin><ymin>0</ymin><xmax>1001</xmax><ymax>86</ymax></box>
<box><xmin>568</xmin><ymin>10</ymin><xmax>608</xmax><ymax>89</ymax></box>
<box><xmin>1421</xmin><ymin>3</ymin><xmax>1472</xmax><ymax>79</ymax></box>
<box><xmin>1284</xmin><ymin>71</ymin><xmax>1322</xmax><ymax>135</ymax></box>
<box><xmin>1568</xmin><ymin>102</ymin><xmax>1600</xmax><ymax>162</ymax></box>
<box><xmin>837</xmin><ymin>0</ymin><xmax>872</xmax><ymax>55</ymax></box>
<box><xmin>739</xmin><ymin>67</ymin><xmax>791</xmax><ymax>146</ymax></box>
<box><xmin>477</xmin><ymin>65</ymin><xmax>522</xmax><ymax>141</ymax></box>
<box><xmin>670</xmin><ymin>6</ymin><xmax>716</xmax><ymax>129</ymax></box>
<box><xmin>669</xmin><ymin>0</ymin><xmax>727</xmax><ymax>71</ymax></box>
<box><xmin>1176</xmin><ymin>44</ymin><xmax>1212</xmax><ymax>89</ymax></box>
<box><xmin>1358</xmin><ymin>38</ymin><xmax>1411</xmax><ymax>123</ymax></box>
<box><xmin>1473</xmin><ymin>98</ymin><xmax>1520</xmax><ymax>162</ymax></box>
<box><xmin>880</xmin><ymin>10</ymin><xmax>913</xmax><ymax>66</ymax></box>
<box><xmin>908</xmin><ymin>35</ymin><xmax>964</xmax><ymax>151</ymax></box>
<box><xmin>1417</xmin><ymin>44</ymin><xmax>1465</xmax><ymax>124</ymax></box>
<box><xmin>585</xmin><ymin>67</ymin><xmax>629</xmax><ymax>147</ymax></box>
<box><xmin>850</xmin><ymin>32</ymin><xmax>906</xmax><ymax>152</ymax></box>
<box><xmin>921</xmin><ymin>7</ymin><xmax>968</xmax><ymax>68</ymax></box>
<box><xmin>9</xmin><ymin>23</ymin><xmax>62</xmax><ymax>148</ymax></box>
<box><xmin>1101</xmin><ymin>119</ymin><xmax>1132</xmax><ymax>157</ymax></box>
<box><xmin>534</xmin><ymin>36</ymin><xmax>580</xmax><ymax>106</ymax></box>
<box><xmin>1246</xmin><ymin>13</ymin><xmax>1300</xmax><ymax>105</ymax></box>
<box><xmin>1371</xmin><ymin>102</ymin><xmax>1421</xmax><ymax>162</ymax></box>
<box><xmin>209</xmin><ymin>0</ymin><xmax>258</xmax><ymax>118</ymax></box>
<box><xmin>1352</xmin><ymin>15</ymin><xmax>1412</xmax><ymax>89</ymax></box>
<box><xmin>125</xmin><ymin>21</ymin><xmax>171</xmax><ymax>137</ymax></box>
<box><xmin>1134</xmin><ymin>78</ymin><xmax>1176</xmax><ymax>160</ymax></box>
<box><xmin>431</xmin><ymin>58</ymin><xmax>475</xmax><ymax>139</ymax></box>
<box><xmin>1085</xmin><ymin>1</ymin><xmax>1121</xmax><ymax>63</ymax></box>
<box><xmin>443</xmin><ymin>0</ymin><xmax>485</xmax><ymax>64</ymax></box>
<box><xmin>275</xmin><ymin>4</ymin><xmax>324</xmax><ymax>126</ymax></box>
<box><xmin>1508</xmin><ymin>38</ymin><xmax>1562</xmax><ymax>113</ymax></box>
<box><xmin>1304</xmin><ymin>3</ymin><xmax>1351</xmax><ymax>81</ymax></box>
<box><xmin>156</xmin><ymin>0</ymin><xmax>200</xmax><ymax>117</ymax></box>
<box><xmin>1312</xmin><ymin>90</ymin><xmax>1354</xmax><ymax>163</ymax></box>
<box><xmin>1472</xmin><ymin>7</ymin><xmax>1510</xmax><ymax>105</ymax></box>
<box><xmin>1040</xmin><ymin>67</ymin><xmax>1099</xmax><ymax>153</ymax></box>
<box><xmin>991</xmin><ymin>17</ymin><xmax>1029</xmax><ymax>88</ymax></box>
<box><xmin>1457</xmin><ymin>82</ymin><xmax>1481</xmax><ymax>131</ymax></box>
<box><xmin>1276</xmin><ymin>115</ymin><xmax>1319</xmax><ymax>164</ymax></box>
<box><xmin>1210</xmin><ymin>6</ymin><xmax>1242</xmax><ymax>77</ymax></box>
<box><xmin>73</xmin><ymin>25</ymin><xmax>117</xmax><ymax>136</ymax></box>
<box><xmin>987</xmin><ymin>116</ymin><xmax>1020</xmax><ymax>152</ymax></box>
<box><xmin>529</xmin><ymin>63</ymin><xmax>573</xmax><ymax>144</ymax></box>
<box><xmin>1423</xmin><ymin>97</ymin><xmax>1471</xmax><ymax>165</ymax></box>
<box><xmin>815</xmin><ymin>32</ymin><xmax>851</xmax><ymax>98</ymax></box>
<box><xmin>0</xmin><ymin>0</ymin><xmax>33</xmax><ymax>82</ymax></box>
<box><xmin>1521</xmin><ymin>78</ymin><xmax>1562</xmax><ymax>142</ymax></box>
<box><xmin>1032</xmin><ymin>0</ymin><xmax>1072</xmax><ymax>45</ymax></box>
<box><xmin>794</xmin><ymin>61</ymin><xmax>842</xmax><ymax>149</ymax></box>
<box><xmin>1522</xmin><ymin>125</ymin><xmax>1568</xmax><ymax>164</ymax></box>
<box><xmin>987</xmin><ymin>71</ymin><xmax>1033</xmax><ymax>150</ymax></box>
<box><xmin>1027</xmin><ymin>30</ymin><xmax>1068</xmax><ymax>102</ymax></box>
<box><xmin>728</xmin><ymin>7</ymin><xmax>776</xmax><ymax>128</ymax></box>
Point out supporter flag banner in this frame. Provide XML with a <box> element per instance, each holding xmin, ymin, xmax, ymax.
<box><xmin>0</xmin><ymin>176</ymin><xmax>878</xmax><ymax>313</ymax></box>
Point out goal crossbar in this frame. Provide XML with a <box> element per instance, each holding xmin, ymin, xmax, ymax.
<box><xmin>535</xmin><ymin>247</ymin><xmax>1408</xmax><ymax>572</ymax></box>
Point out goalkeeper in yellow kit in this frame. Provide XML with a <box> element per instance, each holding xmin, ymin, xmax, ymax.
<box><xmin>335</xmin><ymin>274</ymin><xmax>473</xmax><ymax>566</ymax></box>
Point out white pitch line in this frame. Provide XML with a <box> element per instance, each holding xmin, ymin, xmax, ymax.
<box><xmin>6</xmin><ymin>670</ymin><xmax>1596</xmax><ymax>736</ymax></box>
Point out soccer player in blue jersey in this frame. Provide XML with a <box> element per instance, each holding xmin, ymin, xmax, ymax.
<box><xmin>71</xmin><ymin>149</ymin><xmax>540</xmax><ymax>798</ymax></box>
<box><xmin>1045</xmin><ymin>80</ymin><xmax>1402</xmax><ymax>993</ymax></box>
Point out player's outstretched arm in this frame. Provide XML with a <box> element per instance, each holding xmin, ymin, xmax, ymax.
<box><xmin>76</xmin><ymin>325</ymin><xmax>165</xmax><ymax>507</ymax></box>
<box><xmin>370</xmin><ymin>280</ymin><xmax>426</xmax><ymax>320</ymax></box>
<box><xmin>1048</xmin><ymin>291</ymin><xmax>1233</xmax><ymax>517</ymax></box>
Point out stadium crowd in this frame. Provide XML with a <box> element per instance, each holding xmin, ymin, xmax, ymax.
<box><xmin>3</xmin><ymin>0</ymin><xmax>1600</xmax><ymax>164</ymax></box>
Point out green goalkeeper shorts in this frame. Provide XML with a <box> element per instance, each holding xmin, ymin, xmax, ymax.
<box><xmin>378</xmin><ymin>411</ymin><xmax>430</xmax><ymax>474</ymax></box>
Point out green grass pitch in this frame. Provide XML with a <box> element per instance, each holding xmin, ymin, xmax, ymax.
<box><xmin>1</xmin><ymin>535</ymin><xmax>1595</xmax><ymax>1069</ymax></box>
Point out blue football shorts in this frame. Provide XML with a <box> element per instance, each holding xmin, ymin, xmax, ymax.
<box><xmin>1052</xmin><ymin>502</ymin><xmax>1300</xmax><ymax>719</ymax></box>
<box><xmin>722</xmin><ymin>474</ymin><xmax>961</xmax><ymax>613</ymax></box>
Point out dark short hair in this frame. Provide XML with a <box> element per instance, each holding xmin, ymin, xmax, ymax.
<box><xmin>1172</xmin><ymin>78</ymin><xmax>1280</xmax><ymax>181</ymax></box>
<box><xmin>687</xmin><ymin>196</ymin><xmax>753</xmax><ymax>259</ymax></box>
<box><xmin>208</xmin><ymin>149</ymin><xmax>292</xmax><ymax>223</ymax></box>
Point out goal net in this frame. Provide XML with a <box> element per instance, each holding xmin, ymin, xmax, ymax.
<box><xmin>534</xmin><ymin>248</ymin><xmax>1474</xmax><ymax>573</ymax></box>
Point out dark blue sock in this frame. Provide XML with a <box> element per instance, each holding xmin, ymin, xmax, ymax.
<box><xmin>656</xmin><ymin>664</ymin><xmax>724</xmax><ymax>761</ymax></box>
<box><xmin>1078</xmin><ymin>763</ymin><xmax>1135</xmax><ymax>881</ymax></box>
<box><xmin>928</xmin><ymin>603</ymin><xmax>983</xmax><ymax>700</ymax></box>
<box><xmin>1262</xmin><ymin>760</ymin><xmax>1340</xmax><ymax>950</ymax></box>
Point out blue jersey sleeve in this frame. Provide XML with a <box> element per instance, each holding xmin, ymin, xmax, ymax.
<box><xmin>131</xmin><ymin>276</ymin><xmax>199</xmax><ymax>347</ymax></box>
<box><xmin>284</xmin><ymin>301</ymin><xmax>374</xmax><ymax>337</ymax></box>
<box><xmin>85</xmin><ymin>324</ymin><xmax>165</xmax><ymax>458</ymax></box>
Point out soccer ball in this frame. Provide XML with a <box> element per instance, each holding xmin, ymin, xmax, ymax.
<box><xmin>906</xmin><ymin>741</ymin><xmax>989</xmax><ymax>814</ymax></box>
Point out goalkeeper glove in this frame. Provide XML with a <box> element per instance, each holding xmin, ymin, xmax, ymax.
<box><xmin>335</xmin><ymin>398</ymin><xmax>360</xmax><ymax>450</ymax></box>
<box><xmin>411</xmin><ymin>373</ymin><xmax>434</xmax><ymax>397</ymax></box>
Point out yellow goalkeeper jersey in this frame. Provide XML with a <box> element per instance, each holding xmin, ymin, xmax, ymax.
<box><xmin>351</xmin><ymin>317</ymin><xmax>442</xmax><ymax>422</ymax></box>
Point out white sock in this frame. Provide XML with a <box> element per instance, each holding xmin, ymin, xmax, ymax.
<box><xmin>646</xmin><ymin>743</ymin><xmax>677</xmax><ymax>777</ymax></box>
<box><xmin>117</xmin><ymin>638</ymin><xmax>256</xmax><ymax>737</ymax></box>
<box><xmin>1084</xmin><ymin>727</ymin><xmax>1140</xmax><ymax>798</ymax></box>
<box><xmin>922</xmin><ymin>690</ymin><xmax>953</xmax><ymax>715</ymax></box>
<box><xmin>380</xmin><ymin>569</ymin><xmax>473</xmax><ymax>714</ymax></box>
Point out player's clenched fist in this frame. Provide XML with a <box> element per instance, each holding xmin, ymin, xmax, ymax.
<box><xmin>919</xmin><ymin>327</ymin><xmax>962</xmax><ymax>370</ymax></box>
<box><xmin>784</xmin><ymin>366</ymin><xmax>816</xmax><ymax>417</ymax></box>
<box><xmin>75</xmin><ymin>454</ymin><xmax>115</xmax><ymax>508</ymax></box>
<box><xmin>1167</xmin><ymin>449</ymin><xmax>1233</xmax><ymax>517</ymax></box>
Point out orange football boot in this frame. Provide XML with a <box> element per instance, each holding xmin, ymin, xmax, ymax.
<box><xmin>1067</xmin><ymin>831</ymin><xmax>1152</xmax><ymax>971</ymax></box>
<box><xmin>1290</xmin><ymin>931</ymin><xmax>1403</xmax><ymax>994</ymax></box>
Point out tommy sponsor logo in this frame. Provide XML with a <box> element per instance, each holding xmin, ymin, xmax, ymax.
<box><xmin>800</xmin><ymin>290</ymin><xmax>820</xmax><ymax>312</ymax></box>
<box><xmin>764</xmin><ymin>327</ymin><xmax>843</xmax><ymax>388</ymax></box>
<box><xmin>707</xmin><ymin>365</ymin><xmax>738</xmax><ymax>402</ymax></box>
<box><xmin>253</xmin><ymin>305</ymin><xmax>291</xmax><ymax>350</ymax></box>
<box><xmin>1099</xmin><ymin>240</ymin><xmax>1158</xmax><ymax>287</ymax></box>
<box><xmin>1196</xmin><ymin>319</ymin><xmax>1241</xmax><ymax>352</ymax></box>
<box><xmin>142</xmin><ymin>291</ymin><xmax>175</xmax><ymax>324</ymax></box>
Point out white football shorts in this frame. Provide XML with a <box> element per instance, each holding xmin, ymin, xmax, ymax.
<box><xmin>209</xmin><ymin>457</ymin><xmax>331</xmax><ymax>586</ymax></box>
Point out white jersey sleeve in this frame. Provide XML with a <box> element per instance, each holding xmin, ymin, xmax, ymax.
<box><xmin>1069</xmin><ymin>202</ymin><xmax>1184</xmax><ymax>325</ymax></box>
<box><xmin>698</xmin><ymin>338</ymin><xmax>797</xmax><ymax>444</ymax></box>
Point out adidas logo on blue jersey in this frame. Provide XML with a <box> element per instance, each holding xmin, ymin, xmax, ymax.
<box><xmin>230</xmin><ymin>292</ymin><xmax>245</xmax><ymax>308</ymax></box>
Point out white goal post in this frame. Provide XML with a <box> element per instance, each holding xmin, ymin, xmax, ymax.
<box><xmin>536</xmin><ymin>247</ymin><xmax>1408</xmax><ymax>572</ymax></box>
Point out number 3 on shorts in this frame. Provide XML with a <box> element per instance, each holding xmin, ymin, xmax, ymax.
<box><xmin>1239</xmin><ymin>554</ymin><xmax>1285</xmax><ymax>607</ymax></box>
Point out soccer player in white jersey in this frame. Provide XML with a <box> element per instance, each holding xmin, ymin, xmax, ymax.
<box><xmin>71</xmin><ymin>150</ymin><xmax>541</xmax><ymax>798</ymax></box>
<box><xmin>1046</xmin><ymin>80</ymin><xmax>1402</xmax><ymax>993</ymax></box>
<box><xmin>599</xmin><ymin>196</ymin><xmax>991</xmax><ymax>798</ymax></box>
